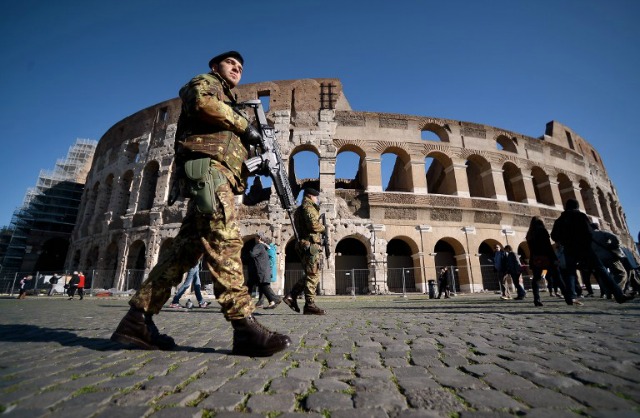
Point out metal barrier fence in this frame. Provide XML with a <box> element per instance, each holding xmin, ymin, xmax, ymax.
<box><xmin>335</xmin><ymin>269</ymin><xmax>370</xmax><ymax>295</ymax></box>
<box><xmin>0</xmin><ymin>264</ymin><xmax>541</xmax><ymax>298</ymax></box>
<box><xmin>0</xmin><ymin>271</ymin><xmax>76</xmax><ymax>297</ymax></box>
<box><xmin>387</xmin><ymin>267</ymin><xmax>420</xmax><ymax>294</ymax></box>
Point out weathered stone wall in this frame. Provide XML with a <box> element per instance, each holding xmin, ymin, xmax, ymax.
<box><xmin>67</xmin><ymin>78</ymin><xmax>635</xmax><ymax>294</ymax></box>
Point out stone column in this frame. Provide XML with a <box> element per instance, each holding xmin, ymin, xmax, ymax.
<box><xmin>115</xmin><ymin>234</ymin><xmax>130</xmax><ymax>291</ymax></box>
<box><xmin>364</xmin><ymin>157</ymin><xmax>383</xmax><ymax>193</ymax></box>
<box><xmin>451</xmin><ymin>162</ymin><xmax>470</xmax><ymax>198</ymax></box>
<box><xmin>412</xmin><ymin>252</ymin><xmax>426</xmax><ymax>292</ymax></box>
<box><xmin>489</xmin><ymin>167</ymin><xmax>508</xmax><ymax>201</ymax></box>
<box><xmin>319</xmin><ymin>156</ymin><xmax>336</xmax><ymax>197</ymax></box>
<box><xmin>549</xmin><ymin>179</ymin><xmax>564</xmax><ymax>210</ymax></box>
<box><xmin>367</xmin><ymin>224</ymin><xmax>386</xmax><ymax>292</ymax></box>
<box><xmin>410</xmin><ymin>159</ymin><xmax>428</xmax><ymax>194</ymax></box>
<box><xmin>571</xmin><ymin>182</ymin><xmax>584</xmax><ymax>209</ymax></box>
<box><xmin>520</xmin><ymin>170</ymin><xmax>538</xmax><ymax>204</ymax></box>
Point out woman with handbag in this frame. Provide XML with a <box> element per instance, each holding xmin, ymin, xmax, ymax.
<box><xmin>526</xmin><ymin>216</ymin><xmax>572</xmax><ymax>306</ymax></box>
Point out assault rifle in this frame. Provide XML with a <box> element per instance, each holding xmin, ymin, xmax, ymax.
<box><xmin>237</xmin><ymin>100</ymin><xmax>299</xmax><ymax>240</ymax></box>
<box><xmin>320</xmin><ymin>213</ymin><xmax>331</xmax><ymax>259</ymax></box>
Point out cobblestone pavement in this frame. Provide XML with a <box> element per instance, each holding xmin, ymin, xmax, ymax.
<box><xmin>0</xmin><ymin>293</ymin><xmax>639</xmax><ymax>418</ymax></box>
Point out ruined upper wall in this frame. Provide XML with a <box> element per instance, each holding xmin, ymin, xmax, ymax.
<box><xmin>94</xmin><ymin>77</ymin><xmax>600</xmax><ymax>165</ymax></box>
<box><xmin>94</xmin><ymin>78</ymin><xmax>350</xmax><ymax>160</ymax></box>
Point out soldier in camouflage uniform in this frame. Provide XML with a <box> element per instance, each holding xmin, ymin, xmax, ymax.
<box><xmin>283</xmin><ymin>188</ymin><xmax>327</xmax><ymax>315</ymax></box>
<box><xmin>111</xmin><ymin>51</ymin><xmax>291</xmax><ymax>356</ymax></box>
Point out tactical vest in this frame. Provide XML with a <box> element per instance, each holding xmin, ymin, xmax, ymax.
<box><xmin>294</xmin><ymin>198</ymin><xmax>323</xmax><ymax>245</ymax></box>
<box><xmin>175</xmin><ymin>73</ymin><xmax>248</xmax><ymax>189</ymax></box>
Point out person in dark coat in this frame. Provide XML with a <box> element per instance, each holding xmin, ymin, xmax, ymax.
<box><xmin>248</xmin><ymin>233</ymin><xmax>281</xmax><ymax>309</ymax></box>
<box><xmin>526</xmin><ymin>216</ymin><xmax>569</xmax><ymax>306</ymax></box>
<box><xmin>436</xmin><ymin>266</ymin><xmax>451</xmax><ymax>299</ymax></box>
<box><xmin>551</xmin><ymin>199</ymin><xmax>633</xmax><ymax>304</ymax></box>
<box><xmin>67</xmin><ymin>272</ymin><xmax>80</xmax><ymax>300</ymax></box>
<box><xmin>504</xmin><ymin>245</ymin><xmax>527</xmax><ymax>300</ymax></box>
<box><xmin>493</xmin><ymin>244</ymin><xmax>510</xmax><ymax>299</ymax></box>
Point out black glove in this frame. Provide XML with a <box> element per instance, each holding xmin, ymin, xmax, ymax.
<box><xmin>241</xmin><ymin>125</ymin><xmax>262</xmax><ymax>145</ymax></box>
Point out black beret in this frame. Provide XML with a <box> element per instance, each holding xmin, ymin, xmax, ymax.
<box><xmin>208</xmin><ymin>51</ymin><xmax>244</xmax><ymax>68</ymax></box>
<box><xmin>304</xmin><ymin>188</ymin><xmax>320</xmax><ymax>196</ymax></box>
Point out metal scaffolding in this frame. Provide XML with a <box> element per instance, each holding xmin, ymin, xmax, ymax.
<box><xmin>1</xmin><ymin>139</ymin><xmax>97</xmax><ymax>276</ymax></box>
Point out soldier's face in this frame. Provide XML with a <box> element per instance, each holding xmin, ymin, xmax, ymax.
<box><xmin>213</xmin><ymin>57</ymin><xmax>243</xmax><ymax>87</ymax></box>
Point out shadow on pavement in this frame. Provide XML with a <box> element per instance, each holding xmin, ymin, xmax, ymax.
<box><xmin>0</xmin><ymin>324</ymin><xmax>219</xmax><ymax>353</ymax></box>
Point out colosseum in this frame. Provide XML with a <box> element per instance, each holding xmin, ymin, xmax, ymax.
<box><xmin>67</xmin><ymin>78</ymin><xmax>636</xmax><ymax>296</ymax></box>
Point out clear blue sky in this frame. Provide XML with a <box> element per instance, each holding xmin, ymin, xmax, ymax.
<box><xmin>1</xmin><ymin>0</ymin><xmax>638</xmax><ymax>241</ymax></box>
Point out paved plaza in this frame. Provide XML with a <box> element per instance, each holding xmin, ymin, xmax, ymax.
<box><xmin>0</xmin><ymin>293</ymin><xmax>639</xmax><ymax>417</ymax></box>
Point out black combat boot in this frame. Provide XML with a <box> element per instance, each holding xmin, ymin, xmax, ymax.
<box><xmin>110</xmin><ymin>307</ymin><xmax>176</xmax><ymax>350</ymax></box>
<box><xmin>231</xmin><ymin>315</ymin><xmax>291</xmax><ymax>357</ymax></box>
<box><xmin>282</xmin><ymin>293</ymin><xmax>300</xmax><ymax>313</ymax></box>
<box><xmin>303</xmin><ymin>302</ymin><xmax>326</xmax><ymax>315</ymax></box>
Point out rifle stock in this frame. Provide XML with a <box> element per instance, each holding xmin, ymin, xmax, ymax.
<box><xmin>237</xmin><ymin>100</ymin><xmax>299</xmax><ymax>240</ymax></box>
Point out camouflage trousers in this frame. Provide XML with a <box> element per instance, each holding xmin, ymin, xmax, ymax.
<box><xmin>129</xmin><ymin>181</ymin><xmax>254</xmax><ymax>320</ymax></box>
<box><xmin>290</xmin><ymin>242</ymin><xmax>322</xmax><ymax>303</ymax></box>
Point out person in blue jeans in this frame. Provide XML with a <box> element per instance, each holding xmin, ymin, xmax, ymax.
<box><xmin>169</xmin><ymin>259</ymin><xmax>209</xmax><ymax>308</ymax></box>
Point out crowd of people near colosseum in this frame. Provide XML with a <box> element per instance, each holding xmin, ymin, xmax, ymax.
<box><xmin>495</xmin><ymin>198</ymin><xmax>638</xmax><ymax>307</ymax></box>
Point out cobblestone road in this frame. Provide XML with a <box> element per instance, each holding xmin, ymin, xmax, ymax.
<box><xmin>0</xmin><ymin>293</ymin><xmax>639</xmax><ymax>417</ymax></box>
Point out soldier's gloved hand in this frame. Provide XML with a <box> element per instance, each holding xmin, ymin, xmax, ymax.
<box><xmin>241</xmin><ymin>125</ymin><xmax>262</xmax><ymax>145</ymax></box>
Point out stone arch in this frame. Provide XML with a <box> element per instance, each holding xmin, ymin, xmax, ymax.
<box><xmin>126</xmin><ymin>240</ymin><xmax>146</xmax><ymax>271</ymax></box>
<box><xmin>596</xmin><ymin>187</ymin><xmax>613</xmax><ymax>225</ymax></box>
<box><xmin>477</xmin><ymin>240</ymin><xmax>503</xmax><ymax>292</ymax></box>
<box><xmin>124</xmin><ymin>141</ymin><xmax>140</xmax><ymax>164</ymax></box>
<box><xmin>579</xmin><ymin>180</ymin><xmax>598</xmax><ymax>216</ymax></box>
<box><xmin>557</xmin><ymin>173</ymin><xmax>576</xmax><ymax>207</ymax></box>
<box><xmin>466</xmin><ymin>154</ymin><xmax>495</xmax><ymax>198</ymax></box>
<box><xmin>97</xmin><ymin>174</ymin><xmax>114</xmax><ymax>217</ymax></box>
<box><xmin>608</xmin><ymin>193</ymin><xmax>623</xmax><ymax>229</ymax></box>
<box><xmin>84</xmin><ymin>245</ymin><xmax>99</xmax><ymax>272</ymax></box>
<box><xmin>381</xmin><ymin>146</ymin><xmax>413</xmax><ymax>192</ymax></box>
<box><xmin>425</xmin><ymin>151</ymin><xmax>456</xmax><ymax>195</ymax></box>
<box><xmin>335</xmin><ymin>145</ymin><xmax>366</xmax><ymax>190</ymax></box>
<box><xmin>335</xmin><ymin>236</ymin><xmax>369</xmax><ymax>295</ymax></box>
<box><xmin>531</xmin><ymin>166</ymin><xmax>554</xmax><ymax>206</ymax></box>
<box><xmin>502</xmin><ymin>161</ymin><xmax>526</xmax><ymax>202</ymax></box>
<box><xmin>421</xmin><ymin>122</ymin><xmax>450</xmax><ymax>142</ymax></box>
<box><xmin>495</xmin><ymin>135</ymin><xmax>517</xmax><ymax>153</ymax></box>
<box><xmin>138</xmin><ymin>161</ymin><xmax>160</xmax><ymax>211</ymax></box>
<box><xmin>126</xmin><ymin>240</ymin><xmax>147</xmax><ymax>290</ymax></box>
<box><xmin>116</xmin><ymin>170</ymin><xmax>134</xmax><ymax>216</ymax></box>
<box><xmin>386</xmin><ymin>236</ymin><xmax>420</xmax><ymax>292</ymax></box>
<box><xmin>104</xmin><ymin>241</ymin><xmax>119</xmax><ymax>271</ymax></box>
<box><xmin>290</xmin><ymin>145</ymin><xmax>320</xmax><ymax>199</ymax></box>
<box><xmin>432</xmin><ymin>238</ymin><xmax>466</xmax><ymax>293</ymax></box>
<box><xmin>97</xmin><ymin>240</ymin><xmax>119</xmax><ymax>289</ymax></box>
<box><xmin>81</xmin><ymin>181</ymin><xmax>100</xmax><ymax>230</ymax></box>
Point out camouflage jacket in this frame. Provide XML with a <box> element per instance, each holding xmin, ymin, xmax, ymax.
<box><xmin>174</xmin><ymin>71</ymin><xmax>250</xmax><ymax>192</ymax></box>
<box><xmin>294</xmin><ymin>196</ymin><xmax>325</xmax><ymax>245</ymax></box>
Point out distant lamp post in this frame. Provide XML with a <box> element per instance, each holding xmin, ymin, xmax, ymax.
<box><xmin>462</xmin><ymin>226</ymin><xmax>476</xmax><ymax>293</ymax></box>
<box><xmin>501</xmin><ymin>227</ymin><xmax>514</xmax><ymax>246</ymax></box>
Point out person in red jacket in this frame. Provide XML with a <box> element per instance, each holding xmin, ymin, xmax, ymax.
<box><xmin>77</xmin><ymin>272</ymin><xmax>86</xmax><ymax>300</ymax></box>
